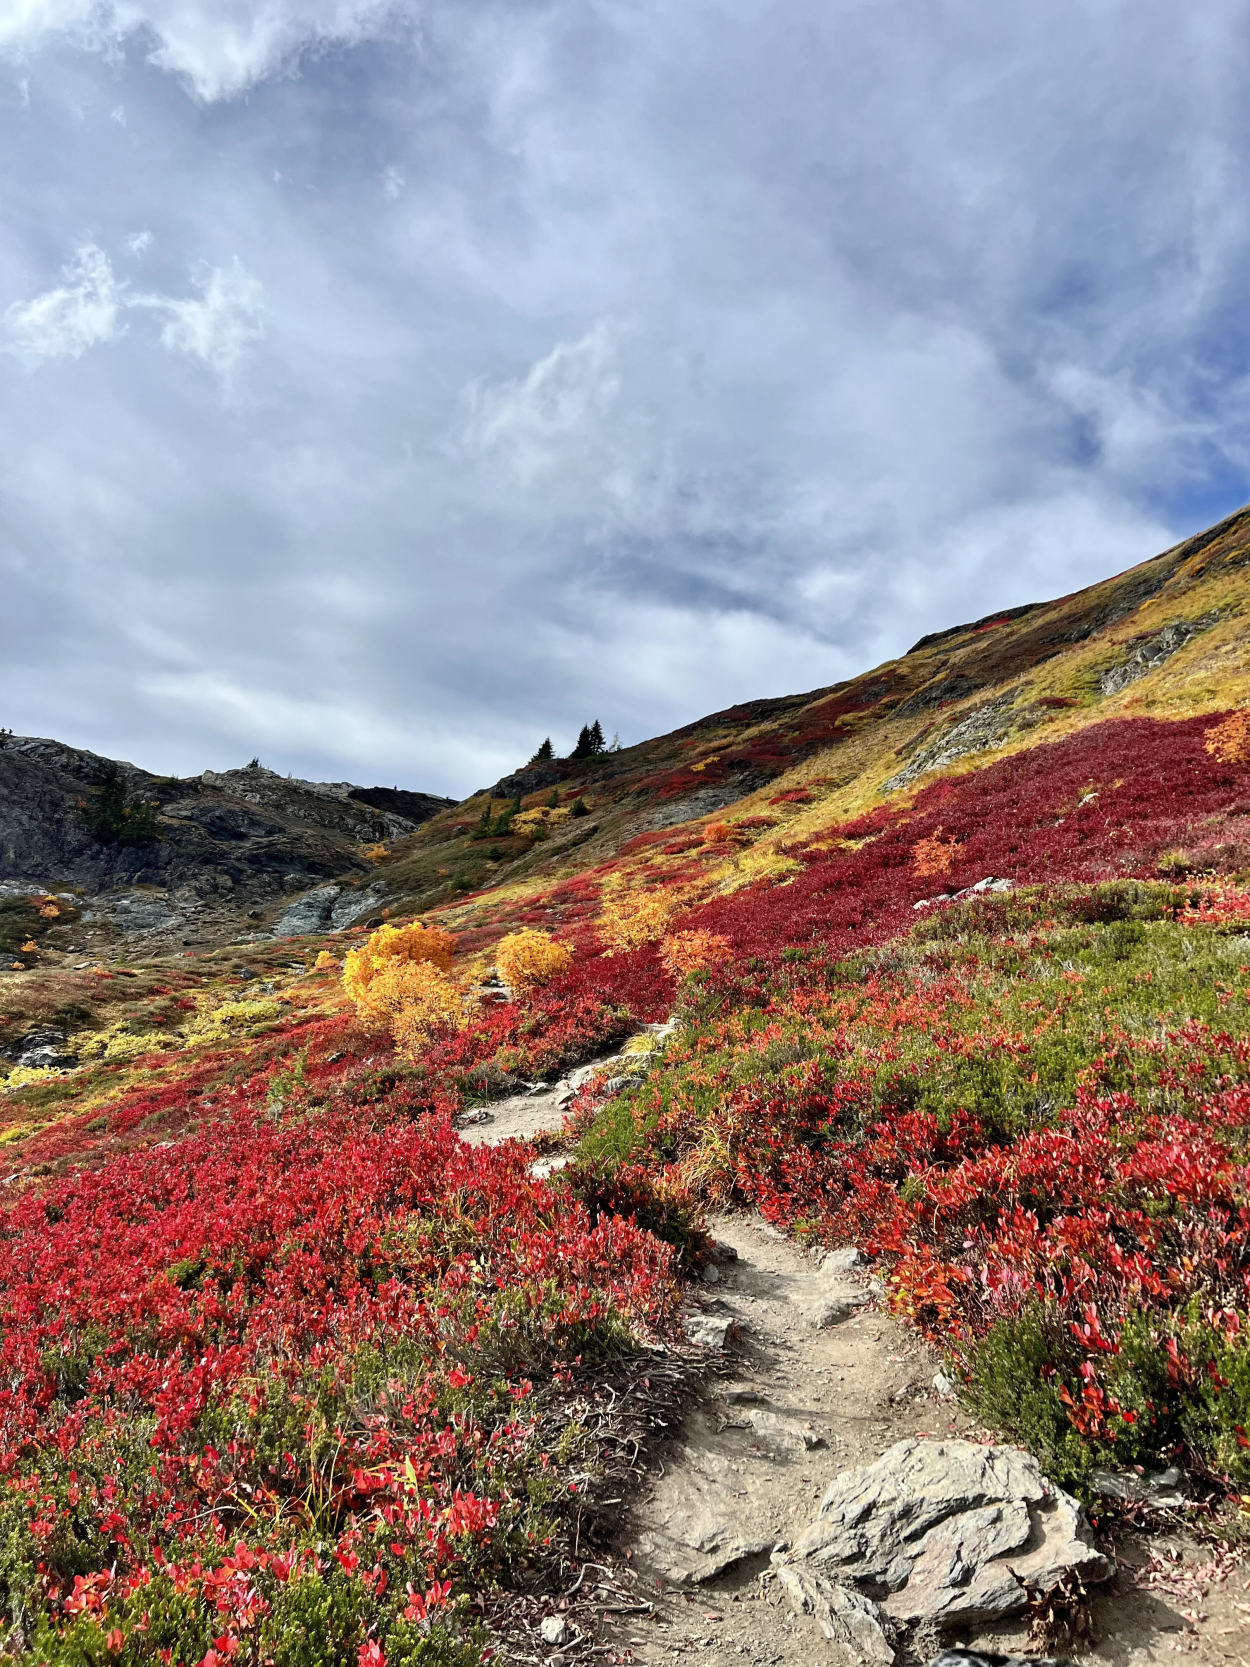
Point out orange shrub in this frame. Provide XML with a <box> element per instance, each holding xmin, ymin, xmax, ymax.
<box><xmin>661</xmin><ymin>929</ymin><xmax>731</xmax><ymax>977</ymax></box>
<box><xmin>496</xmin><ymin>928</ymin><xmax>574</xmax><ymax>992</ymax></box>
<box><xmin>388</xmin><ymin>963</ymin><xmax>467</xmax><ymax>1055</ymax></box>
<box><xmin>598</xmin><ymin>873</ymin><xmax>679</xmax><ymax>952</ymax></box>
<box><xmin>1205</xmin><ymin>710</ymin><xmax>1250</xmax><ymax>765</ymax></box>
<box><xmin>313</xmin><ymin>950</ymin><xmax>339</xmax><ymax>971</ymax></box>
<box><xmin>912</xmin><ymin>826</ymin><xmax>960</xmax><ymax>878</ymax></box>
<box><xmin>703</xmin><ymin>821</ymin><xmax>733</xmax><ymax>845</ymax></box>
<box><xmin>343</xmin><ymin>921</ymin><xmax>457</xmax><ymax>1032</ymax></box>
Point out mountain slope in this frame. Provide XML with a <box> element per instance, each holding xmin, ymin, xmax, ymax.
<box><xmin>3</xmin><ymin>507</ymin><xmax>1250</xmax><ymax>1667</ymax></box>
<box><xmin>364</xmin><ymin>504</ymin><xmax>1250</xmax><ymax>940</ymax></box>
<box><xmin>0</xmin><ymin>738</ymin><xmax>453</xmax><ymax>950</ymax></box>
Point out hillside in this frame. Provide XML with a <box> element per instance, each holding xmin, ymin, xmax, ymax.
<box><xmin>3</xmin><ymin>508</ymin><xmax>1250</xmax><ymax>1667</ymax></box>
<box><xmin>363</xmin><ymin>502</ymin><xmax>1250</xmax><ymax>933</ymax></box>
<box><xmin>0</xmin><ymin>738</ymin><xmax>453</xmax><ymax>954</ymax></box>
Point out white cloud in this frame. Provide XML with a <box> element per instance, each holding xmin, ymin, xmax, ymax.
<box><xmin>460</xmin><ymin>320</ymin><xmax>626</xmax><ymax>486</ymax></box>
<box><xmin>0</xmin><ymin>0</ymin><xmax>408</xmax><ymax>102</ymax></box>
<box><xmin>142</xmin><ymin>671</ymin><xmax>520</xmax><ymax>784</ymax></box>
<box><xmin>4</xmin><ymin>242</ymin><xmax>124</xmax><ymax>365</ymax></box>
<box><xmin>139</xmin><ymin>260</ymin><xmax>265</xmax><ymax>388</ymax></box>
<box><xmin>381</xmin><ymin>163</ymin><xmax>404</xmax><ymax>200</ymax></box>
<box><xmin>6</xmin><ymin>243</ymin><xmax>263</xmax><ymax>388</ymax></box>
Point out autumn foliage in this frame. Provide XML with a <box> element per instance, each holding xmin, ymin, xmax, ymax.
<box><xmin>495</xmin><ymin>928</ymin><xmax>574</xmax><ymax>991</ymax></box>
<box><xmin>597</xmin><ymin>873</ymin><xmax>679</xmax><ymax>952</ymax></box>
<box><xmin>343</xmin><ymin>920</ymin><xmax>463</xmax><ymax>1048</ymax></box>
<box><xmin>7</xmin><ymin>705</ymin><xmax>1250</xmax><ymax>1663</ymax></box>
<box><xmin>911</xmin><ymin>825</ymin><xmax>960</xmax><ymax>877</ymax></box>
<box><xmin>1204</xmin><ymin>707</ymin><xmax>1250</xmax><ymax>764</ymax></box>
<box><xmin>661</xmin><ymin>929</ymin><xmax>732</xmax><ymax>978</ymax></box>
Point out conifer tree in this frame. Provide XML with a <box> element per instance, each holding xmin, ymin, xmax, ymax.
<box><xmin>572</xmin><ymin>725</ymin><xmax>594</xmax><ymax>759</ymax></box>
<box><xmin>588</xmin><ymin>719</ymin><xmax>605</xmax><ymax>754</ymax></box>
<box><xmin>530</xmin><ymin>737</ymin><xmax>554</xmax><ymax>763</ymax></box>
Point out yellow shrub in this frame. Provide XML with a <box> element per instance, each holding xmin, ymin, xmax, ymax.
<box><xmin>661</xmin><ymin>929</ymin><xmax>732</xmax><ymax>977</ymax></box>
<box><xmin>360</xmin><ymin>842</ymin><xmax>391</xmax><ymax>863</ymax></box>
<box><xmin>1205</xmin><ymin>710</ymin><xmax>1250</xmax><ymax>765</ymax></box>
<box><xmin>80</xmin><ymin>1023</ymin><xmax>180</xmax><ymax>1062</ymax></box>
<box><xmin>703</xmin><ymin>821</ymin><xmax>733</xmax><ymax>845</ymax></box>
<box><xmin>496</xmin><ymin>928</ymin><xmax>574</xmax><ymax>992</ymax></box>
<box><xmin>511</xmin><ymin>806</ymin><xmax>572</xmax><ymax>836</ymax></box>
<box><xmin>912</xmin><ymin>826</ymin><xmax>960</xmax><ymax>878</ymax></box>
<box><xmin>18</xmin><ymin>940</ymin><xmax>37</xmax><ymax>954</ymax></box>
<box><xmin>38</xmin><ymin>901</ymin><xmax>60</xmax><ymax>919</ymax></box>
<box><xmin>388</xmin><ymin>964</ymin><xmax>468</xmax><ymax>1056</ymax></box>
<box><xmin>599</xmin><ymin>873</ymin><xmax>679</xmax><ymax>953</ymax></box>
<box><xmin>343</xmin><ymin>921</ymin><xmax>455</xmax><ymax>1009</ymax></box>
<box><xmin>313</xmin><ymin>949</ymin><xmax>339</xmax><ymax>971</ymax></box>
<box><xmin>4</xmin><ymin>1065</ymin><xmax>58</xmax><ymax>1091</ymax></box>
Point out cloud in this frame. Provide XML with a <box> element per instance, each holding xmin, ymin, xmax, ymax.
<box><xmin>5</xmin><ymin>244</ymin><xmax>264</xmax><ymax>388</ymax></box>
<box><xmin>2</xmin><ymin>0</ymin><xmax>1250</xmax><ymax>796</ymax></box>
<box><xmin>0</xmin><ymin>0</ymin><xmax>408</xmax><ymax>101</ymax></box>
<box><xmin>140</xmin><ymin>260</ymin><xmax>265</xmax><ymax>388</ymax></box>
<box><xmin>4</xmin><ymin>242</ymin><xmax>124</xmax><ymax>365</ymax></box>
<box><xmin>460</xmin><ymin>320</ymin><xmax>626</xmax><ymax>486</ymax></box>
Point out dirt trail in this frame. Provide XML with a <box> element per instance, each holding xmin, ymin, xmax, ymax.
<box><xmin>456</xmin><ymin>1061</ymin><xmax>1250</xmax><ymax>1666</ymax></box>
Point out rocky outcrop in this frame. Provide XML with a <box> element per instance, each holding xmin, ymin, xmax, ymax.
<box><xmin>883</xmin><ymin>697</ymin><xmax>1043</xmax><ymax>794</ymax></box>
<box><xmin>0</xmin><ymin>736</ymin><xmax>452</xmax><ymax>940</ymax></box>
<box><xmin>773</xmin><ymin>1439</ymin><xmax>1111</xmax><ymax>1664</ymax></box>
<box><xmin>1096</xmin><ymin>613</ymin><xmax>1222</xmax><ymax>695</ymax></box>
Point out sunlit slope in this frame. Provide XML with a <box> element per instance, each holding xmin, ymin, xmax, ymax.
<box><xmin>371</xmin><ymin>504</ymin><xmax>1250</xmax><ymax>933</ymax></box>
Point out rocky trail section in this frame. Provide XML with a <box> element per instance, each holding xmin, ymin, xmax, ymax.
<box><xmin>453</xmin><ymin>1056</ymin><xmax>1249</xmax><ymax>1667</ymax></box>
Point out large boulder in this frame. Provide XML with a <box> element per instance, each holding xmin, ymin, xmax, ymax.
<box><xmin>774</xmin><ymin>1439</ymin><xmax>1111</xmax><ymax>1664</ymax></box>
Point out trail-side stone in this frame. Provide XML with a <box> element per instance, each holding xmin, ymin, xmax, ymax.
<box><xmin>799</xmin><ymin>1257</ymin><xmax>869</xmax><ymax>1328</ymax></box>
<box><xmin>775</xmin><ymin>1439</ymin><xmax>1110</xmax><ymax>1648</ymax></box>
<box><xmin>775</xmin><ymin>1562</ymin><xmax>896</xmax><ymax>1665</ymax></box>
<box><xmin>746</xmin><ymin>1407</ymin><xmax>824</xmax><ymax>1454</ymax></box>
<box><xmin>683</xmin><ymin>1312</ymin><xmax>733</xmax><ymax>1349</ymax></box>
<box><xmin>931</xmin><ymin>1655</ymin><xmax>1076</xmax><ymax>1667</ymax></box>
<box><xmin>539</xmin><ymin>1615</ymin><xmax>571</xmax><ymax>1647</ymax></box>
<box><xmin>633</xmin><ymin>1447</ymin><xmax>772</xmax><ymax>1584</ymax></box>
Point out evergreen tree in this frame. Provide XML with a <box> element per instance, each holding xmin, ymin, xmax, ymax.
<box><xmin>571</xmin><ymin>725</ymin><xmax>594</xmax><ymax>759</ymax></box>
<box><xmin>570</xmin><ymin>797</ymin><xmax>591</xmax><ymax>818</ymax></box>
<box><xmin>530</xmin><ymin>737</ymin><xmax>554</xmax><ymax>763</ymax></box>
<box><xmin>79</xmin><ymin>765</ymin><xmax>160</xmax><ymax>845</ymax></box>
<box><xmin>588</xmin><ymin>719</ymin><xmax>605</xmax><ymax>754</ymax></box>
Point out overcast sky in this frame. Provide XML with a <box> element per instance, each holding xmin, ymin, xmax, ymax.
<box><xmin>2</xmin><ymin>2</ymin><xmax>1248</xmax><ymax>795</ymax></box>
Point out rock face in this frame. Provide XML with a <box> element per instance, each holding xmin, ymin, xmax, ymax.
<box><xmin>773</xmin><ymin>1439</ymin><xmax>1111</xmax><ymax>1664</ymax></box>
<box><xmin>0</xmin><ymin>736</ymin><xmax>453</xmax><ymax>942</ymax></box>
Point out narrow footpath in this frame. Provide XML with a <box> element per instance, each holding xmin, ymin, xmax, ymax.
<box><xmin>460</xmin><ymin>1060</ymin><xmax>1250</xmax><ymax>1667</ymax></box>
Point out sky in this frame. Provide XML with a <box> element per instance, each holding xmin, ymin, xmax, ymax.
<box><xmin>2</xmin><ymin>2</ymin><xmax>1250</xmax><ymax>797</ymax></box>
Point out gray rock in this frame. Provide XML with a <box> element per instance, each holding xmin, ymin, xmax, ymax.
<box><xmin>3</xmin><ymin>1026</ymin><xmax>77</xmax><ymax>1070</ymax></box>
<box><xmin>883</xmin><ymin>696</ymin><xmax>1043</xmax><ymax>794</ymax></box>
<box><xmin>539</xmin><ymin>1615</ymin><xmax>571</xmax><ymax>1647</ymax></box>
<box><xmin>930</xmin><ymin>1655</ymin><xmax>1076</xmax><ymax>1667</ymax></box>
<box><xmin>683</xmin><ymin>1312</ymin><xmax>734</xmax><ymax>1349</ymax></box>
<box><xmin>633</xmin><ymin>1445</ymin><xmax>772</xmax><ymax>1583</ymax></box>
<box><xmin>820</xmin><ymin>1247</ymin><xmax>864</xmax><ymax>1273</ymax></box>
<box><xmin>800</xmin><ymin>1258</ymin><xmax>869</xmax><ymax>1329</ymax></box>
<box><xmin>1092</xmin><ymin>1464</ymin><xmax>1186</xmax><ymax>1510</ymax></box>
<box><xmin>774</xmin><ymin>1439</ymin><xmax>1111</xmax><ymax>1657</ymax></box>
<box><xmin>746</xmin><ymin>1408</ymin><xmax>825</xmax><ymax>1454</ymax></box>
<box><xmin>272</xmin><ymin>886</ymin><xmax>343</xmax><ymax>937</ymax></box>
<box><xmin>529</xmin><ymin>1154</ymin><xmax>571</xmax><ymax>1180</ymax></box>
<box><xmin>933</xmin><ymin>1372</ymin><xmax>956</xmax><ymax>1398</ymax></box>
<box><xmin>775</xmin><ymin>1562</ymin><xmax>896</xmax><ymax>1665</ymax></box>
<box><xmin>1097</xmin><ymin>615</ymin><xmax>1221</xmax><ymax>696</ymax></box>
